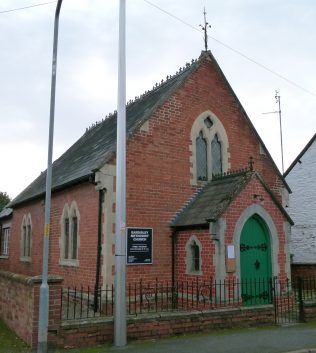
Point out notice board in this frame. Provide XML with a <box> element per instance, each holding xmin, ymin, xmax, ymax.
<box><xmin>126</xmin><ymin>227</ymin><xmax>153</xmax><ymax>265</ymax></box>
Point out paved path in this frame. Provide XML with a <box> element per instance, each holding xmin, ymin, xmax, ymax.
<box><xmin>104</xmin><ymin>323</ymin><xmax>316</xmax><ymax>353</ymax></box>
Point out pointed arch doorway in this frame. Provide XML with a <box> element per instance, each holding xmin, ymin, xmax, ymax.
<box><xmin>240</xmin><ymin>215</ymin><xmax>272</xmax><ymax>305</ymax></box>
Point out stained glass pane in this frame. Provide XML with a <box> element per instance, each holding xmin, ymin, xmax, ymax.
<box><xmin>71</xmin><ymin>216</ymin><xmax>78</xmax><ymax>260</ymax></box>
<box><xmin>64</xmin><ymin>218</ymin><xmax>69</xmax><ymax>259</ymax></box>
<box><xmin>196</xmin><ymin>131</ymin><xmax>208</xmax><ymax>181</ymax></box>
<box><xmin>26</xmin><ymin>225</ymin><xmax>31</xmax><ymax>257</ymax></box>
<box><xmin>190</xmin><ymin>241</ymin><xmax>200</xmax><ymax>272</ymax></box>
<box><xmin>23</xmin><ymin>225</ymin><xmax>27</xmax><ymax>257</ymax></box>
<box><xmin>212</xmin><ymin>134</ymin><xmax>222</xmax><ymax>175</ymax></box>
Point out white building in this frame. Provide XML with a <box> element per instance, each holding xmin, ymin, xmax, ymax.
<box><xmin>285</xmin><ymin>133</ymin><xmax>316</xmax><ymax>277</ymax></box>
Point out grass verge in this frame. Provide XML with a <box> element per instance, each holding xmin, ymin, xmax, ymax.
<box><xmin>0</xmin><ymin>320</ymin><xmax>31</xmax><ymax>353</ymax></box>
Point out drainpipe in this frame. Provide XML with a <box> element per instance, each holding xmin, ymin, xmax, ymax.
<box><xmin>94</xmin><ymin>188</ymin><xmax>105</xmax><ymax>312</ymax></box>
<box><xmin>0</xmin><ymin>224</ymin><xmax>2</xmax><ymax>254</ymax></box>
<box><xmin>171</xmin><ymin>230</ymin><xmax>177</xmax><ymax>308</ymax></box>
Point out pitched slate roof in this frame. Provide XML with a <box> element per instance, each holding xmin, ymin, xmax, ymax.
<box><xmin>0</xmin><ymin>207</ymin><xmax>13</xmax><ymax>220</ymax></box>
<box><xmin>171</xmin><ymin>170</ymin><xmax>293</xmax><ymax>229</ymax></box>
<box><xmin>10</xmin><ymin>50</ymin><xmax>289</xmax><ymax>207</ymax></box>
<box><xmin>284</xmin><ymin>133</ymin><xmax>316</xmax><ymax>177</ymax></box>
<box><xmin>10</xmin><ymin>58</ymin><xmax>200</xmax><ymax>207</ymax></box>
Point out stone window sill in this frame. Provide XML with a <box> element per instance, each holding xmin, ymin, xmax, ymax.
<box><xmin>59</xmin><ymin>259</ymin><xmax>79</xmax><ymax>267</ymax></box>
<box><xmin>20</xmin><ymin>256</ymin><xmax>31</xmax><ymax>263</ymax></box>
<box><xmin>186</xmin><ymin>270</ymin><xmax>202</xmax><ymax>276</ymax></box>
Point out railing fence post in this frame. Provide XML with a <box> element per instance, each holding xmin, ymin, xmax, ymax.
<box><xmin>297</xmin><ymin>277</ymin><xmax>305</xmax><ymax>322</ymax></box>
<box><xmin>272</xmin><ymin>277</ymin><xmax>278</xmax><ymax>324</ymax></box>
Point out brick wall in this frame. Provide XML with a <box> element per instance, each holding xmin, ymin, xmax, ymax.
<box><xmin>0</xmin><ymin>270</ymin><xmax>34</xmax><ymax>345</ymax></box>
<box><xmin>175</xmin><ymin>176</ymin><xmax>289</xmax><ymax>283</ymax></box>
<box><xmin>3</xmin><ymin>57</ymin><xmax>286</xmax><ymax>288</ymax></box>
<box><xmin>175</xmin><ymin>229</ymin><xmax>215</xmax><ymax>282</ymax></box>
<box><xmin>125</xmin><ymin>58</ymin><xmax>284</xmax><ymax>284</ymax></box>
<box><xmin>4</xmin><ymin>199</ymin><xmax>45</xmax><ymax>276</ymax></box>
<box><xmin>0</xmin><ymin>269</ymin><xmax>276</xmax><ymax>350</ymax></box>
<box><xmin>222</xmin><ymin>177</ymin><xmax>288</xmax><ymax>281</ymax></box>
<box><xmin>291</xmin><ymin>264</ymin><xmax>316</xmax><ymax>279</ymax></box>
<box><xmin>1</xmin><ymin>182</ymin><xmax>99</xmax><ymax>288</ymax></box>
<box><xmin>56</xmin><ymin>306</ymin><xmax>274</xmax><ymax>349</ymax></box>
<box><xmin>48</xmin><ymin>183</ymin><xmax>99</xmax><ymax>288</ymax></box>
<box><xmin>303</xmin><ymin>301</ymin><xmax>316</xmax><ymax>321</ymax></box>
<box><xmin>0</xmin><ymin>270</ymin><xmax>63</xmax><ymax>349</ymax></box>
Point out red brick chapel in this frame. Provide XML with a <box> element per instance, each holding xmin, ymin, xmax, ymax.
<box><xmin>0</xmin><ymin>51</ymin><xmax>293</xmax><ymax>296</ymax></box>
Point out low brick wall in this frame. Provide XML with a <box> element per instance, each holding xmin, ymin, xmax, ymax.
<box><xmin>54</xmin><ymin>318</ymin><xmax>113</xmax><ymax>348</ymax></box>
<box><xmin>303</xmin><ymin>301</ymin><xmax>316</xmax><ymax>321</ymax></box>
<box><xmin>56</xmin><ymin>305</ymin><xmax>274</xmax><ymax>349</ymax></box>
<box><xmin>0</xmin><ymin>270</ymin><xmax>63</xmax><ymax>349</ymax></box>
<box><xmin>4</xmin><ymin>269</ymin><xmax>315</xmax><ymax>350</ymax></box>
<box><xmin>291</xmin><ymin>264</ymin><xmax>316</xmax><ymax>279</ymax></box>
<box><xmin>0</xmin><ymin>271</ymin><xmax>35</xmax><ymax>345</ymax></box>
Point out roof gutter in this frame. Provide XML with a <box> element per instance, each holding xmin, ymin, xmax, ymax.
<box><xmin>9</xmin><ymin>173</ymin><xmax>94</xmax><ymax>209</ymax></box>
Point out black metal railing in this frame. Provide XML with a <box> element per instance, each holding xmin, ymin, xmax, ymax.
<box><xmin>272</xmin><ymin>276</ymin><xmax>316</xmax><ymax>324</ymax></box>
<box><xmin>61</xmin><ymin>285</ymin><xmax>114</xmax><ymax>320</ymax></box>
<box><xmin>296</xmin><ymin>276</ymin><xmax>316</xmax><ymax>301</ymax></box>
<box><xmin>272</xmin><ymin>277</ymin><xmax>299</xmax><ymax>324</ymax></box>
<box><xmin>61</xmin><ymin>277</ymin><xmax>277</xmax><ymax>321</ymax></box>
<box><xmin>60</xmin><ymin>277</ymin><xmax>316</xmax><ymax>322</ymax></box>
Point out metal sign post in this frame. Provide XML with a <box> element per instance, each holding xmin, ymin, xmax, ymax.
<box><xmin>37</xmin><ymin>1</ymin><xmax>63</xmax><ymax>352</ymax></box>
<box><xmin>114</xmin><ymin>0</ymin><xmax>127</xmax><ymax>347</ymax></box>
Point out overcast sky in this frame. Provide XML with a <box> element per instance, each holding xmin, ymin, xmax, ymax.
<box><xmin>1</xmin><ymin>0</ymin><xmax>315</xmax><ymax>198</ymax></box>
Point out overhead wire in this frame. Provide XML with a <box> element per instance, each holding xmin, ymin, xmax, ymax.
<box><xmin>1</xmin><ymin>0</ymin><xmax>315</xmax><ymax>97</ymax></box>
<box><xmin>207</xmin><ymin>35</ymin><xmax>316</xmax><ymax>97</ymax></box>
<box><xmin>143</xmin><ymin>0</ymin><xmax>316</xmax><ymax>98</ymax></box>
<box><xmin>0</xmin><ymin>1</ymin><xmax>56</xmax><ymax>14</ymax></box>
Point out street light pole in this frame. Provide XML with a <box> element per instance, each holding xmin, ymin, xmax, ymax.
<box><xmin>37</xmin><ymin>1</ymin><xmax>63</xmax><ymax>352</ymax></box>
<box><xmin>114</xmin><ymin>0</ymin><xmax>127</xmax><ymax>347</ymax></box>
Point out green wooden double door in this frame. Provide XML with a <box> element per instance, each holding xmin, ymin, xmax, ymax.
<box><xmin>240</xmin><ymin>215</ymin><xmax>272</xmax><ymax>305</ymax></box>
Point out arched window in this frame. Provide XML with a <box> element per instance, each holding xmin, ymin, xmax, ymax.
<box><xmin>190</xmin><ymin>111</ymin><xmax>230</xmax><ymax>185</ymax></box>
<box><xmin>211</xmin><ymin>134</ymin><xmax>222</xmax><ymax>175</ymax></box>
<box><xmin>60</xmin><ymin>202</ymin><xmax>79</xmax><ymax>265</ymax></box>
<box><xmin>186</xmin><ymin>236</ymin><xmax>202</xmax><ymax>274</ymax></box>
<box><xmin>71</xmin><ymin>208</ymin><xmax>78</xmax><ymax>260</ymax></box>
<box><xmin>21</xmin><ymin>214</ymin><xmax>32</xmax><ymax>260</ymax></box>
<box><xmin>64</xmin><ymin>215</ymin><xmax>70</xmax><ymax>259</ymax></box>
<box><xmin>190</xmin><ymin>240</ymin><xmax>200</xmax><ymax>272</ymax></box>
<box><xmin>196</xmin><ymin>131</ymin><xmax>208</xmax><ymax>181</ymax></box>
<box><xmin>0</xmin><ymin>224</ymin><xmax>10</xmax><ymax>257</ymax></box>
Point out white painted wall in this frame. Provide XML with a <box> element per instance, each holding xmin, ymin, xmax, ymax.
<box><xmin>286</xmin><ymin>138</ymin><xmax>316</xmax><ymax>264</ymax></box>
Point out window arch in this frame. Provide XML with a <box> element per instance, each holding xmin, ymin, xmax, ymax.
<box><xmin>21</xmin><ymin>213</ymin><xmax>32</xmax><ymax>261</ymax></box>
<box><xmin>185</xmin><ymin>235</ymin><xmax>202</xmax><ymax>274</ymax></box>
<box><xmin>190</xmin><ymin>111</ymin><xmax>230</xmax><ymax>185</ymax></box>
<box><xmin>60</xmin><ymin>201</ymin><xmax>80</xmax><ymax>266</ymax></box>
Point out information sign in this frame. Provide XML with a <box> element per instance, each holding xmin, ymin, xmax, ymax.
<box><xmin>126</xmin><ymin>227</ymin><xmax>153</xmax><ymax>265</ymax></box>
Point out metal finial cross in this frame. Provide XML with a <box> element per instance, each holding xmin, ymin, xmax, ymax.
<box><xmin>199</xmin><ymin>7</ymin><xmax>211</xmax><ymax>51</ymax></box>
